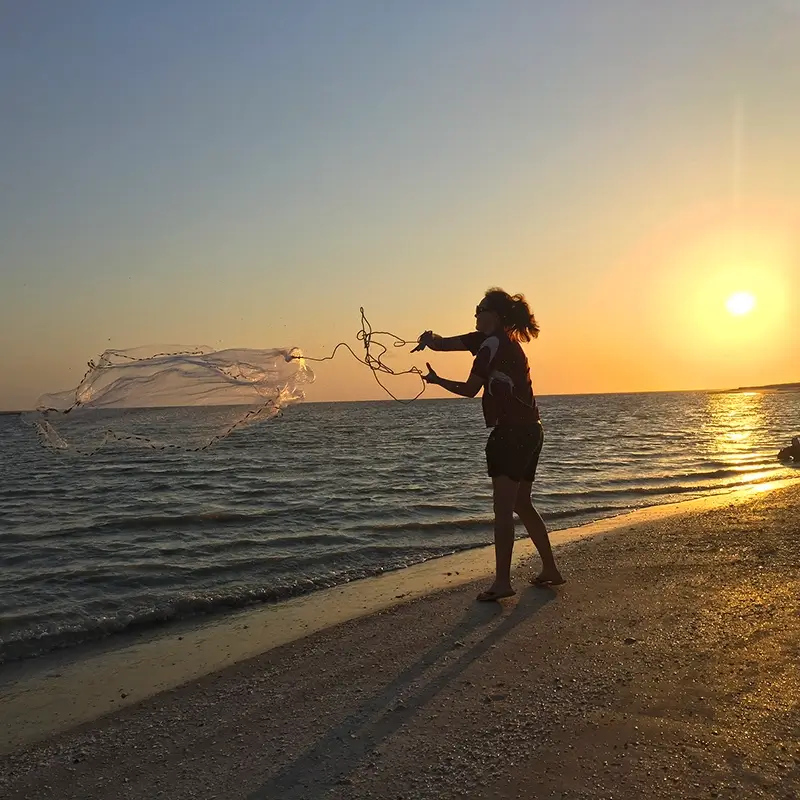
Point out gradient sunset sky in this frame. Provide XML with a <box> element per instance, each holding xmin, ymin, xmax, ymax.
<box><xmin>2</xmin><ymin>1</ymin><xmax>798</xmax><ymax>410</ymax></box>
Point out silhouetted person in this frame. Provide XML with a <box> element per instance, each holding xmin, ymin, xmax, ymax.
<box><xmin>414</xmin><ymin>288</ymin><xmax>564</xmax><ymax>601</ymax></box>
<box><xmin>777</xmin><ymin>436</ymin><xmax>800</xmax><ymax>462</ymax></box>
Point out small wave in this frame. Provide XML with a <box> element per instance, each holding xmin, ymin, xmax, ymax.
<box><xmin>0</xmin><ymin>558</ymin><xmax>419</xmax><ymax>665</ymax></box>
<box><xmin>540</xmin><ymin>473</ymin><xmax>781</xmax><ymax>502</ymax></box>
<box><xmin>600</xmin><ymin>466</ymin><xmax>765</xmax><ymax>487</ymax></box>
<box><xmin>5</xmin><ymin>511</ymin><xmax>274</xmax><ymax>543</ymax></box>
<box><xmin>192</xmin><ymin>531</ymin><xmax>364</xmax><ymax>556</ymax></box>
<box><xmin>542</xmin><ymin>505</ymin><xmax>624</xmax><ymax>521</ymax></box>
<box><xmin>105</xmin><ymin>511</ymin><xmax>261</xmax><ymax>530</ymax></box>
<box><xmin>349</xmin><ymin>517</ymin><xmax>492</xmax><ymax>535</ymax></box>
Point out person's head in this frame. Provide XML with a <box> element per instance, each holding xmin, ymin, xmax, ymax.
<box><xmin>474</xmin><ymin>288</ymin><xmax>540</xmax><ymax>341</ymax></box>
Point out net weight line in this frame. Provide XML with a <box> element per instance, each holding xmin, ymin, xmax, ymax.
<box><xmin>32</xmin><ymin>398</ymin><xmax>284</xmax><ymax>455</ymax></box>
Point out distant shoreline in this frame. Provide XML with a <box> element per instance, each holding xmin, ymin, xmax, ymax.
<box><xmin>719</xmin><ymin>381</ymin><xmax>800</xmax><ymax>393</ymax></box>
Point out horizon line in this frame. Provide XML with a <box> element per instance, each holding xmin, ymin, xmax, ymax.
<box><xmin>3</xmin><ymin>382</ymin><xmax>798</xmax><ymax>415</ymax></box>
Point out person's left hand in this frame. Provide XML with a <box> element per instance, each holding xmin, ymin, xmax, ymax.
<box><xmin>422</xmin><ymin>362</ymin><xmax>440</xmax><ymax>385</ymax></box>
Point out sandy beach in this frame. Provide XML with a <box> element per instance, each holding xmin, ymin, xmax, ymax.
<box><xmin>2</xmin><ymin>480</ymin><xmax>798</xmax><ymax>799</ymax></box>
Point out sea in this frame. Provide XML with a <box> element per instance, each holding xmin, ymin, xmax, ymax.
<box><xmin>1</xmin><ymin>390</ymin><xmax>798</xmax><ymax>665</ymax></box>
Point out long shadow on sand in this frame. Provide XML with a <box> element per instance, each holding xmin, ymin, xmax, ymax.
<box><xmin>248</xmin><ymin>586</ymin><xmax>556</xmax><ymax>800</ymax></box>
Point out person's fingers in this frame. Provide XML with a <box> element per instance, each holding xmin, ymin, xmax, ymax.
<box><xmin>412</xmin><ymin>331</ymin><xmax>432</xmax><ymax>353</ymax></box>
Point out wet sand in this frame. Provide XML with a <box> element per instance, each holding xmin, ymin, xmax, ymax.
<box><xmin>1</xmin><ymin>480</ymin><xmax>798</xmax><ymax>799</ymax></box>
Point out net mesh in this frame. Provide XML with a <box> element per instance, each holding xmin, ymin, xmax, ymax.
<box><xmin>24</xmin><ymin>345</ymin><xmax>314</xmax><ymax>453</ymax></box>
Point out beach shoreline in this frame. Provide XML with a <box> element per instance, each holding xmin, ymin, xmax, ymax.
<box><xmin>1</xmin><ymin>478</ymin><xmax>798</xmax><ymax>765</ymax></box>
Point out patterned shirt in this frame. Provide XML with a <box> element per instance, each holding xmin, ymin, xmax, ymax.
<box><xmin>460</xmin><ymin>331</ymin><xmax>539</xmax><ymax>428</ymax></box>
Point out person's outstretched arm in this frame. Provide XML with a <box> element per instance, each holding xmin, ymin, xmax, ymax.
<box><xmin>412</xmin><ymin>331</ymin><xmax>480</xmax><ymax>352</ymax></box>
<box><xmin>422</xmin><ymin>363</ymin><xmax>483</xmax><ymax>398</ymax></box>
<box><xmin>420</xmin><ymin>332</ymin><xmax>497</xmax><ymax>397</ymax></box>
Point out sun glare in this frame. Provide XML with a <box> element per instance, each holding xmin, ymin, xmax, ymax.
<box><xmin>725</xmin><ymin>291</ymin><xmax>756</xmax><ymax>316</ymax></box>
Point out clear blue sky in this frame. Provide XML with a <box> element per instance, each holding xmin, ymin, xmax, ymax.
<box><xmin>2</xmin><ymin>1</ymin><xmax>798</xmax><ymax>409</ymax></box>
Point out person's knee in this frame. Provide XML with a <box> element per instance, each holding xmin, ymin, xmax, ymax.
<box><xmin>493</xmin><ymin>498</ymin><xmax>516</xmax><ymax>521</ymax></box>
<box><xmin>514</xmin><ymin>496</ymin><xmax>533</xmax><ymax>515</ymax></box>
<box><xmin>493</xmin><ymin>482</ymin><xmax>518</xmax><ymax>520</ymax></box>
<box><xmin>514</xmin><ymin>482</ymin><xmax>534</xmax><ymax>514</ymax></box>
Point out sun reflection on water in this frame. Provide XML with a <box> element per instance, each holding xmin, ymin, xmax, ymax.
<box><xmin>702</xmin><ymin>391</ymin><xmax>774</xmax><ymax>479</ymax></box>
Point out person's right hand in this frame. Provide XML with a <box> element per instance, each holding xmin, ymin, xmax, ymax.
<box><xmin>411</xmin><ymin>330</ymin><xmax>434</xmax><ymax>352</ymax></box>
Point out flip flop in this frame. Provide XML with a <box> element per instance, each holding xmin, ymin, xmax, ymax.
<box><xmin>531</xmin><ymin>575</ymin><xmax>567</xmax><ymax>587</ymax></box>
<box><xmin>476</xmin><ymin>588</ymin><xmax>516</xmax><ymax>602</ymax></box>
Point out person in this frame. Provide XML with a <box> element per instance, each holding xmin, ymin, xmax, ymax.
<box><xmin>777</xmin><ymin>436</ymin><xmax>800</xmax><ymax>462</ymax></box>
<box><xmin>413</xmin><ymin>287</ymin><xmax>564</xmax><ymax>601</ymax></box>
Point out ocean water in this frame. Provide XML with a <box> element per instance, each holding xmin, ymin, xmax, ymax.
<box><xmin>1</xmin><ymin>391</ymin><xmax>798</xmax><ymax>664</ymax></box>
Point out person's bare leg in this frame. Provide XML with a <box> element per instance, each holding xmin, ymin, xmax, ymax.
<box><xmin>515</xmin><ymin>480</ymin><xmax>564</xmax><ymax>585</ymax></box>
<box><xmin>477</xmin><ymin>476</ymin><xmax>519</xmax><ymax>601</ymax></box>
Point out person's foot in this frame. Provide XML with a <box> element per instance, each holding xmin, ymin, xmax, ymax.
<box><xmin>531</xmin><ymin>570</ymin><xmax>566</xmax><ymax>587</ymax></box>
<box><xmin>476</xmin><ymin>584</ymin><xmax>516</xmax><ymax>602</ymax></box>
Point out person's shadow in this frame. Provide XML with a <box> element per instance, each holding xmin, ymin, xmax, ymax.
<box><xmin>248</xmin><ymin>586</ymin><xmax>557</xmax><ymax>800</ymax></box>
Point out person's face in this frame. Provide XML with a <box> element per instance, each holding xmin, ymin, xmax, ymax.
<box><xmin>475</xmin><ymin>301</ymin><xmax>500</xmax><ymax>334</ymax></box>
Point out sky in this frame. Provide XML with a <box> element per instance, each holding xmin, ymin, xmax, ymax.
<box><xmin>1</xmin><ymin>0</ymin><xmax>799</xmax><ymax>410</ymax></box>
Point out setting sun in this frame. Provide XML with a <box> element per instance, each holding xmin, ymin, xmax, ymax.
<box><xmin>726</xmin><ymin>291</ymin><xmax>756</xmax><ymax>316</ymax></box>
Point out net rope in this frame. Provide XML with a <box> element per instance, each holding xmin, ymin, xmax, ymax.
<box><xmin>290</xmin><ymin>307</ymin><xmax>426</xmax><ymax>403</ymax></box>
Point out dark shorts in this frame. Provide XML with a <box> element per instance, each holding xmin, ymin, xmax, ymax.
<box><xmin>485</xmin><ymin>421</ymin><xmax>544</xmax><ymax>482</ymax></box>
